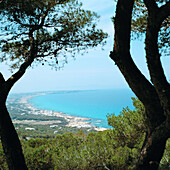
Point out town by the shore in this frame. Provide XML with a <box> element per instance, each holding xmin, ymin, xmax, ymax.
<box><xmin>8</xmin><ymin>92</ymin><xmax>107</xmax><ymax>137</ymax></box>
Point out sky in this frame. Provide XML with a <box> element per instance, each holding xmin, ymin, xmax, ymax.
<box><xmin>0</xmin><ymin>0</ymin><xmax>169</xmax><ymax>94</ymax></box>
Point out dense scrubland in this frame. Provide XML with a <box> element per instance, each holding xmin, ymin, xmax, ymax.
<box><xmin>0</xmin><ymin>98</ymin><xmax>169</xmax><ymax>169</ymax></box>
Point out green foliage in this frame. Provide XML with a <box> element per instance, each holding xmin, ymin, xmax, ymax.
<box><xmin>0</xmin><ymin>98</ymin><xmax>169</xmax><ymax>169</ymax></box>
<box><xmin>0</xmin><ymin>0</ymin><xmax>108</xmax><ymax>70</ymax></box>
<box><xmin>24</xmin><ymin>145</ymin><xmax>54</xmax><ymax>169</ymax></box>
<box><xmin>131</xmin><ymin>0</ymin><xmax>170</xmax><ymax>55</ymax></box>
<box><xmin>159</xmin><ymin>139</ymin><xmax>170</xmax><ymax>170</ymax></box>
<box><xmin>26</xmin><ymin>138</ymin><xmax>48</xmax><ymax>148</ymax></box>
<box><xmin>53</xmin><ymin>132</ymin><xmax>83</xmax><ymax>149</ymax></box>
<box><xmin>107</xmin><ymin>98</ymin><xmax>170</xmax><ymax>169</ymax></box>
<box><xmin>107</xmin><ymin>97</ymin><xmax>146</xmax><ymax>149</ymax></box>
<box><xmin>0</xmin><ymin>143</ymin><xmax>8</xmax><ymax>169</ymax></box>
<box><xmin>112</xmin><ymin>0</ymin><xmax>169</xmax><ymax>55</ymax></box>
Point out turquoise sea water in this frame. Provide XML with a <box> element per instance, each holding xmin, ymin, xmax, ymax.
<box><xmin>29</xmin><ymin>89</ymin><xmax>135</xmax><ymax>128</ymax></box>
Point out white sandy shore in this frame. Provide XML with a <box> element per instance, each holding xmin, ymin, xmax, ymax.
<box><xmin>17</xmin><ymin>93</ymin><xmax>108</xmax><ymax>131</ymax></box>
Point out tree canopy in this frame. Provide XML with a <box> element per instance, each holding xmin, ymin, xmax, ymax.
<box><xmin>0</xmin><ymin>1</ymin><xmax>108</xmax><ymax>169</ymax></box>
<box><xmin>0</xmin><ymin>0</ymin><xmax>107</xmax><ymax>70</ymax></box>
<box><xmin>131</xmin><ymin>0</ymin><xmax>169</xmax><ymax>55</ymax></box>
<box><xmin>0</xmin><ymin>97</ymin><xmax>169</xmax><ymax>169</ymax></box>
<box><xmin>113</xmin><ymin>0</ymin><xmax>169</xmax><ymax>55</ymax></box>
<box><xmin>107</xmin><ymin>98</ymin><xmax>147</xmax><ymax>149</ymax></box>
<box><xmin>110</xmin><ymin>0</ymin><xmax>170</xmax><ymax>169</ymax></box>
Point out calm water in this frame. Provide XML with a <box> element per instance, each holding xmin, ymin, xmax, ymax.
<box><xmin>29</xmin><ymin>89</ymin><xmax>135</xmax><ymax>128</ymax></box>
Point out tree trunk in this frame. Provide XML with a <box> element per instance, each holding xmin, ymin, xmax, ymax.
<box><xmin>110</xmin><ymin>0</ymin><xmax>170</xmax><ymax>169</ymax></box>
<box><xmin>0</xmin><ymin>26</ymin><xmax>37</xmax><ymax>169</ymax></box>
<box><xmin>0</xmin><ymin>97</ymin><xmax>27</xmax><ymax>169</ymax></box>
<box><xmin>134</xmin><ymin>135</ymin><xmax>166</xmax><ymax>170</ymax></box>
<box><xmin>132</xmin><ymin>112</ymin><xmax>169</xmax><ymax>170</ymax></box>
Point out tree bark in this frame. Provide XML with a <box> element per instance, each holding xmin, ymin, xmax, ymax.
<box><xmin>132</xmin><ymin>118</ymin><xmax>169</xmax><ymax>169</ymax></box>
<box><xmin>110</xmin><ymin>0</ymin><xmax>170</xmax><ymax>169</ymax></box>
<box><xmin>0</xmin><ymin>31</ymin><xmax>37</xmax><ymax>169</ymax></box>
<box><xmin>0</xmin><ymin>73</ymin><xmax>27</xmax><ymax>169</ymax></box>
<box><xmin>144</xmin><ymin>0</ymin><xmax>170</xmax><ymax>117</ymax></box>
<box><xmin>0</xmin><ymin>101</ymin><xmax>28</xmax><ymax>169</ymax></box>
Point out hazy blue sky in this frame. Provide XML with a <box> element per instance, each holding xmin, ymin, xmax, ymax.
<box><xmin>0</xmin><ymin>0</ymin><xmax>169</xmax><ymax>93</ymax></box>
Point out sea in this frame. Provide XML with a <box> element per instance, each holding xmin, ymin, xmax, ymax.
<box><xmin>29</xmin><ymin>89</ymin><xmax>135</xmax><ymax>128</ymax></box>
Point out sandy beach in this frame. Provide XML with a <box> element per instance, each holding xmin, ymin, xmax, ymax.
<box><xmin>17</xmin><ymin>93</ymin><xmax>107</xmax><ymax>131</ymax></box>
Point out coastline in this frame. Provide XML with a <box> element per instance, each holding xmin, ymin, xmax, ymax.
<box><xmin>16</xmin><ymin>92</ymin><xmax>108</xmax><ymax>131</ymax></box>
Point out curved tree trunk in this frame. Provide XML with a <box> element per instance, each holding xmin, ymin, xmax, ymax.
<box><xmin>0</xmin><ymin>68</ymin><xmax>32</xmax><ymax>169</ymax></box>
<box><xmin>0</xmin><ymin>30</ymin><xmax>36</xmax><ymax>169</ymax></box>
<box><xmin>132</xmin><ymin>113</ymin><xmax>169</xmax><ymax>169</ymax></box>
<box><xmin>0</xmin><ymin>101</ymin><xmax>27</xmax><ymax>169</ymax></box>
<box><xmin>110</xmin><ymin>0</ymin><xmax>170</xmax><ymax>169</ymax></box>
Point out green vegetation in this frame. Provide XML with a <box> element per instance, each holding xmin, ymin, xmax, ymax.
<box><xmin>14</xmin><ymin>123</ymin><xmax>96</xmax><ymax>139</ymax></box>
<box><xmin>0</xmin><ymin>0</ymin><xmax>107</xmax><ymax>70</ymax></box>
<box><xmin>7</xmin><ymin>94</ymin><xmax>97</xmax><ymax>138</ymax></box>
<box><xmin>0</xmin><ymin>0</ymin><xmax>108</xmax><ymax>168</ymax></box>
<box><xmin>111</xmin><ymin>0</ymin><xmax>170</xmax><ymax>168</ymax></box>
<box><xmin>107</xmin><ymin>98</ymin><xmax>146</xmax><ymax>150</ymax></box>
<box><xmin>1</xmin><ymin>98</ymin><xmax>169</xmax><ymax>169</ymax></box>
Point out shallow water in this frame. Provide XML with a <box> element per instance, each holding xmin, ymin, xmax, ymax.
<box><xmin>29</xmin><ymin>89</ymin><xmax>135</xmax><ymax>128</ymax></box>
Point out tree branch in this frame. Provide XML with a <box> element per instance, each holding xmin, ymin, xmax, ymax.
<box><xmin>144</xmin><ymin>0</ymin><xmax>170</xmax><ymax>117</ymax></box>
<box><xmin>6</xmin><ymin>33</ymin><xmax>37</xmax><ymax>91</ymax></box>
<box><xmin>0</xmin><ymin>72</ymin><xmax>5</xmax><ymax>84</ymax></box>
<box><xmin>143</xmin><ymin>0</ymin><xmax>158</xmax><ymax>12</ymax></box>
<box><xmin>13</xmin><ymin>9</ymin><xmax>49</xmax><ymax>31</ymax></box>
<box><xmin>111</xmin><ymin>0</ymin><xmax>165</xmax><ymax>127</ymax></box>
<box><xmin>39</xmin><ymin>10</ymin><xmax>48</xmax><ymax>27</ymax></box>
<box><xmin>36</xmin><ymin>46</ymin><xmax>63</xmax><ymax>58</ymax></box>
<box><xmin>6</xmin><ymin>56</ymin><xmax>34</xmax><ymax>90</ymax></box>
<box><xmin>158</xmin><ymin>1</ymin><xmax>170</xmax><ymax>24</ymax></box>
